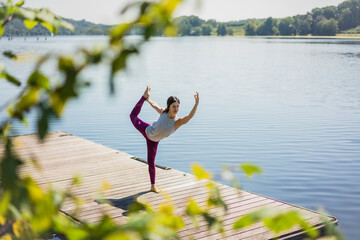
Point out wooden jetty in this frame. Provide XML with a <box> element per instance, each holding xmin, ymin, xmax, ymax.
<box><xmin>2</xmin><ymin>131</ymin><xmax>337</xmax><ymax>239</ymax></box>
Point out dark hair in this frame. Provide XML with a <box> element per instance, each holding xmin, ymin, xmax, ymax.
<box><xmin>163</xmin><ymin>96</ymin><xmax>180</xmax><ymax>114</ymax></box>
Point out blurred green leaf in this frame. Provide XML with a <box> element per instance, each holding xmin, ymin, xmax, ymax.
<box><xmin>110</xmin><ymin>23</ymin><xmax>132</xmax><ymax>42</ymax></box>
<box><xmin>15</xmin><ymin>1</ymin><xmax>25</xmax><ymax>7</ymax></box>
<box><xmin>0</xmin><ymin>122</ymin><xmax>12</xmax><ymax>142</ymax></box>
<box><xmin>0</xmin><ymin>141</ymin><xmax>23</xmax><ymax>189</ymax></box>
<box><xmin>104</xmin><ymin>231</ymin><xmax>141</xmax><ymax>240</ymax></box>
<box><xmin>206</xmin><ymin>183</ymin><xmax>227</xmax><ymax>211</ymax></box>
<box><xmin>233</xmin><ymin>215</ymin><xmax>255</xmax><ymax>229</ymax></box>
<box><xmin>12</xmin><ymin>219</ymin><xmax>23</xmax><ymax>237</ymax></box>
<box><xmin>263</xmin><ymin>211</ymin><xmax>301</xmax><ymax>233</ymax></box>
<box><xmin>0</xmin><ymin>190</ymin><xmax>11</xmax><ymax>216</ymax></box>
<box><xmin>162</xmin><ymin>0</ymin><xmax>182</xmax><ymax>14</ymax></box>
<box><xmin>140</xmin><ymin>2</ymin><xmax>151</xmax><ymax>14</ymax></box>
<box><xmin>240</xmin><ymin>163</ymin><xmax>262</xmax><ymax>178</ymax></box>
<box><xmin>23</xmin><ymin>177</ymin><xmax>44</xmax><ymax>203</ymax></box>
<box><xmin>15</xmin><ymin>87</ymin><xmax>41</xmax><ymax>113</ymax></box>
<box><xmin>192</xmin><ymin>163</ymin><xmax>212</xmax><ymax>180</ymax></box>
<box><xmin>0</xmin><ymin>71</ymin><xmax>21</xmax><ymax>86</ymax></box>
<box><xmin>58</xmin><ymin>56</ymin><xmax>74</xmax><ymax>72</ymax></box>
<box><xmin>128</xmin><ymin>202</ymin><xmax>147</xmax><ymax>214</ymax></box>
<box><xmin>233</xmin><ymin>210</ymin><xmax>263</xmax><ymax>229</ymax></box>
<box><xmin>23</xmin><ymin>19</ymin><xmax>38</xmax><ymax>30</ymax></box>
<box><xmin>0</xmin><ymin>215</ymin><xmax>5</xmax><ymax>225</ymax></box>
<box><xmin>318</xmin><ymin>209</ymin><xmax>344</xmax><ymax>240</ymax></box>
<box><xmin>3</xmin><ymin>51</ymin><xmax>17</xmax><ymax>60</ymax></box>
<box><xmin>41</xmin><ymin>21</ymin><xmax>54</xmax><ymax>33</ymax></box>
<box><xmin>111</xmin><ymin>47</ymin><xmax>139</xmax><ymax>74</ymax></box>
<box><xmin>186</xmin><ymin>198</ymin><xmax>203</xmax><ymax>217</ymax></box>
<box><xmin>202</xmin><ymin>212</ymin><xmax>217</xmax><ymax>228</ymax></box>
<box><xmin>28</xmin><ymin>71</ymin><xmax>50</xmax><ymax>90</ymax></box>
<box><xmin>16</xmin><ymin>8</ymin><xmax>36</xmax><ymax>20</ymax></box>
<box><xmin>299</xmin><ymin>219</ymin><xmax>318</xmax><ymax>238</ymax></box>
<box><xmin>164</xmin><ymin>25</ymin><xmax>177</xmax><ymax>36</ymax></box>
<box><xmin>36</xmin><ymin>8</ymin><xmax>55</xmax><ymax>23</ymax></box>
<box><xmin>50</xmin><ymin>93</ymin><xmax>65</xmax><ymax>116</ymax></box>
<box><xmin>37</xmin><ymin>103</ymin><xmax>53</xmax><ymax>140</ymax></box>
<box><xmin>72</xmin><ymin>174</ymin><xmax>83</xmax><ymax>186</ymax></box>
<box><xmin>59</xmin><ymin>20</ymin><xmax>74</xmax><ymax>32</ymax></box>
<box><xmin>261</xmin><ymin>209</ymin><xmax>318</xmax><ymax>238</ymax></box>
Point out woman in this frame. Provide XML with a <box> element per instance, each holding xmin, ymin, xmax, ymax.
<box><xmin>130</xmin><ymin>85</ymin><xmax>199</xmax><ymax>193</ymax></box>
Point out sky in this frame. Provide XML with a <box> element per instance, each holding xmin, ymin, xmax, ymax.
<box><xmin>24</xmin><ymin>0</ymin><xmax>346</xmax><ymax>25</ymax></box>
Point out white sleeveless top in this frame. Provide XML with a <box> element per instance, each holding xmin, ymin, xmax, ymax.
<box><xmin>145</xmin><ymin>113</ymin><xmax>177</xmax><ymax>142</ymax></box>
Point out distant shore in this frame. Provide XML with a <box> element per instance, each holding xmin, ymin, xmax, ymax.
<box><xmin>2</xmin><ymin>34</ymin><xmax>360</xmax><ymax>40</ymax></box>
<box><xmin>241</xmin><ymin>34</ymin><xmax>360</xmax><ymax>40</ymax></box>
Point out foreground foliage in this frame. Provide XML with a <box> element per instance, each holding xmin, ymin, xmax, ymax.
<box><xmin>1</xmin><ymin>0</ymin><xmax>342</xmax><ymax>239</ymax></box>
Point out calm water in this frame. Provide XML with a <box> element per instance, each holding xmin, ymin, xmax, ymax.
<box><xmin>1</xmin><ymin>36</ymin><xmax>360</xmax><ymax>239</ymax></box>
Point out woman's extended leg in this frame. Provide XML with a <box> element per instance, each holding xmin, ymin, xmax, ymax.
<box><xmin>130</xmin><ymin>96</ymin><xmax>149</xmax><ymax>138</ymax></box>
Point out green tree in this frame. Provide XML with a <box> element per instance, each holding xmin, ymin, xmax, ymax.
<box><xmin>256</xmin><ymin>17</ymin><xmax>276</xmax><ymax>35</ymax></box>
<box><xmin>188</xmin><ymin>15</ymin><xmax>202</xmax><ymax>27</ymax></box>
<box><xmin>314</xmin><ymin>18</ymin><xmax>338</xmax><ymax>35</ymax></box>
<box><xmin>227</xmin><ymin>27</ymin><xmax>234</xmax><ymax>35</ymax></box>
<box><xmin>297</xmin><ymin>19</ymin><xmax>311</xmax><ymax>35</ymax></box>
<box><xmin>201</xmin><ymin>24</ymin><xmax>212</xmax><ymax>36</ymax></box>
<box><xmin>272</xmin><ymin>25</ymin><xmax>280</xmax><ymax>35</ymax></box>
<box><xmin>311</xmin><ymin>8</ymin><xmax>324</xmax><ymax>20</ymax></box>
<box><xmin>338</xmin><ymin>0</ymin><xmax>360</xmax><ymax>30</ymax></box>
<box><xmin>175</xmin><ymin>17</ymin><xmax>191</xmax><ymax>36</ymax></box>
<box><xmin>190</xmin><ymin>27</ymin><xmax>201</xmax><ymax>36</ymax></box>
<box><xmin>216</xmin><ymin>23</ymin><xmax>227</xmax><ymax>36</ymax></box>
<box><xmin>338</xmin><ymin>8</ymin><xmax>353</xmax><ymax>30</ymax></box>
<box><xmin>278</xmin><ymin>17</ymin><xmax>295</xmax><ymax>35</ymax></box>
<box><xmin>206</xmin><ymin>19</ymin><xmax>217</xmax><ymax>27</ymax></box>
<box><xmin>244</xmin><ymin>20</ymin><xmax>258</xmax><ymax>36</ymax></box>
<box><xmin>323</xmin><ymin>6</ymin><xmax>338</xmax><ymax>19</ymax></box>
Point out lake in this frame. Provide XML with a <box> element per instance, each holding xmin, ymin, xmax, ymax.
<box><xmin>1</xmin><ymin>36</ymin><xmax>360</xmax><ymax>239</ymax></box>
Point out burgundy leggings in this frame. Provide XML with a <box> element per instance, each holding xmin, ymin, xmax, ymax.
<box><xmin>130</xmin><ymin>96</ymin><xmax>159</xmax><ymax>184</ymax></box>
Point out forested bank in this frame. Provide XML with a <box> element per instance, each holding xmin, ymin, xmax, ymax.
<box><xmin>2</xmin><ymin>17</ymin><xmax>110</xmax><ymax>36</ymax></box>
<box><xmin>2</xmin><ymin>0</ymin><xmax>359</xmax><ymax>37</ymax></box>
<box><xmin>174</xmin><ymin>0</ymin><xmax>360</xmax><ymax>36</ymax></box>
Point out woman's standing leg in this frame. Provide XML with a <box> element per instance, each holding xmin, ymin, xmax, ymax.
<box><xmin>146</xmin><ymin>139</ymin><xmax>159</xmax><ymax>186</ymax></box>
<box><xmin>129</xmin><ymin>86</ymin><xmax>161</xmax><ymax>193</ymax></box>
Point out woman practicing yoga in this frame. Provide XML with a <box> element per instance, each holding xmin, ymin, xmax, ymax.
<box><xmin>130</xmin><ymin>85</ymin><xmax>199</xmax><ymax>193</ymax></box>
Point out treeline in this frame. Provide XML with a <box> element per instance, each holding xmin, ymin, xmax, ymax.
<box><xmin>3</xmin><ymin>0</ymin><xmax>359</xmax><ymax>37</ymax></box>
<box><xmin>174</xmin><ymin>0</ymin><xmax>360</xmax><ymax>36</ymax></box>
<box><xmin>244</xmin><ymin>0</ymin><xmax>360</xmax><ymax>36</ymax></box>
<box><xmin>173</xmin><ymin>16</ymin><xmax>238</xmax><ymax>36</ymax></box>
<box><xmin>3</xmin><ymin>17</ymin><xmax>111</xmax><ymax>36</ymax></box>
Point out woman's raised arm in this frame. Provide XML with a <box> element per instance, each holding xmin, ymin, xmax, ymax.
<box><xmin>147</xmin><ymin>98</ymin><xmax>165</xmax><ymax>114</ymax></box>
<box><xmin>174</xmin><ymin>92</ymin><xmax>199</xmax><ymax>130</ymax></box>
<box><xmin>143</xmin><ymin>85</ymin><xmax>164</xmax><ymax>114</ymax></box>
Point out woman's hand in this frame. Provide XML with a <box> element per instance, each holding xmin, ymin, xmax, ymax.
<box><xmin>194</xmin><ymin>92</ymin><xmax>199</xmax><ymax>105</ymax></box>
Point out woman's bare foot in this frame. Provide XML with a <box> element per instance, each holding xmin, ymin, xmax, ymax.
<box><xmin>151</xmin><ymin>184</ymin><xmax>161</xmax><ymax>193</ymax></box>
<box><xmin>143</xmin><ymin>85</ymin><xmax>151</xmax><ymax>99</ymax></box>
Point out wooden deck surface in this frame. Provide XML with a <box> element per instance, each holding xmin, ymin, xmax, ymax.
<box><xmin>2</xmin><ymin>131</ymin><xmax>337</xmax><ymax>239</ymax></box>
